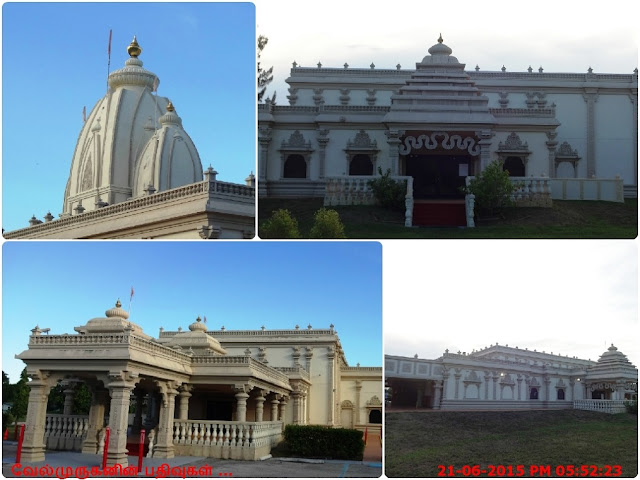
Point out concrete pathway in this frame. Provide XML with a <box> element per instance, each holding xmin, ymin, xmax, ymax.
<box><xmin>2</xmin><ymin>441</ymin><xmax>381</xmax><ymax>477</ymax></box>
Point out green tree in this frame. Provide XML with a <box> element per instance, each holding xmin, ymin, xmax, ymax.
<box><xmin>309</xmin><ymin>208</ymin><xmax>347</xmax><ymax>239</ymax></box>
<box><xmin>10</xmin><ymin>368</ymin><xmax>30</xmax><ymax>421</ymax></box>
<box><xmin>367</xmin><ymin>167</ymin><xmax>407</xmax><ymax>211</ymax></box>
<box><xmin>258</xmin><ymin>35</ymin><xmax>276</xmax><ymax>103</ymax></box>
<box><xmin>261</xmin><ymin>209</ymin><xmax>301</xmax><ymax>239</ymax></box>
<box><xmin>462</xmin><ymin>160</ymin><xmax>519</xmax><ymax>217</ymax></box>
<box><xmin>2</xmin><ymin>371</ymin><xmax>12</xmax><ymax>404</ymax></box>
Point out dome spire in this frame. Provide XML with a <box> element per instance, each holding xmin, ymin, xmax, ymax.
<box><xmin>438</xmin><ymin>33</ymin><xmax>443</xmax><ymax>43</ymax></box>
<box><xmin>166</xmin><ymin>101</ymin><xmax>175</xmax><ymax>112</ymax></box>
<box><xmin>127</xmin><ymin>35</ymin><xmax>142</xmax><ymax>58</ymax></box>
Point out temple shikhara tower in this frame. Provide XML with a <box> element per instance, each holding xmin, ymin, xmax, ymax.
<box><xmin>5</xmin><ymin>37</ymin><xmax>255</xmax><ymax>239</ymax></box>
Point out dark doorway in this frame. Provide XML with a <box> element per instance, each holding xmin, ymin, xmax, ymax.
<box><xmin>206</xmin><ymin>400</ymin><xmax>233</xmax><ymax>421</ymax></box>
<box><xmin>503</xmin><ymin>156</ymin><xmax>525</xmax><ymax>176</ymax></box>
<box><xmin>283</xmin><ymin>154</ymin><xmax>306</xmax><ymax>178</ymax></box>
<box><xmin>349</xmin><ymin>154</ymin><xmax>373</xmax><ymax>175</ymax></box>
<box><xmin>405</xmin><ymin>154</ymin><xmax>471</xmax><ymax>199</ymax></box>
<box><xmin>369</xmin><ymin>409</ymin><xmax>382</xmax><ymax>424</ymax></box>
<box><xmin>530</xmin><ymin>388</ymin><xmax>538</xmax><ymax>400</ymax></box>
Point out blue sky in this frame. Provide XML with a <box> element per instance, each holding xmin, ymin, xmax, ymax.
<box><xmin>2</xmin><ymin>2</ymin><xmax>256</xmax><ymax>232</ymax></box>
<box><xmin>2</xmin><ymin>241</ymin><xmax>382</xmax><ymax>382</ymax></box>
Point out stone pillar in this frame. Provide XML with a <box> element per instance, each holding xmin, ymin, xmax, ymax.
<box><xmin>516</xmin><ymin>376</ymin><xmax>523</xmax><ymax>401</ymax></box>
<box><xmin>545</xmin><ymin>131</ymin><xmax>558</xmax><ymax>178</ymax></box>
<box><xmin>305</xmin><ymin>348</ymin><xmax>313</xmax><ymax>422</ymax></box>
<box><xmin>20</xmin><ymin>378</ymin><xmax>53</xmax><ymax>463</ymax></box>
<box><xmin>568</xmin><ymin>380</ymin><xmax>575</xmax><ymax>402</ymax></box>
<box><xmin>442</xmin><ymin>368</ymin><xmax>450</xmax><ymax>400</ymax></box>
<box><xmin>629</xmin><ymin>90</ymin><xmax>638</xmax><ymax>188</ymax></box>
<box><xmin>291</xmin><ymin>392</ymin><xmax>301</xmax><ymax>424</ymax></box>
<box><xmin>234</xmin><ymin>388</ymin><xmax>250</xmax><ymax>423</ymax></box>
<box><xmin>258</xmin><ymin>126</ymin><xmax>272</xmax><ymax>197</ymax></box>
<box><xmin>106</xmin><ymin>382</ymin><xmax>133</xmax><ymax>466</ymax></box>
<box><xmin>478</xmin><ymin>130</ymin><xmax>493</xmax><ymax>171</ymax></box>
<box><xmin>433</xmin><ymin>381</ymin><xmax>442</xmax><ymax>410</ymax></box>
<box><xmin>484</xmin><ymin>372</ymin><xmax>491</xmax><ymax>400</ymax></box>
<box><xmin>492</xmin><ymin>373</ymin><xmax>499</xmax><ymax>400</ymax></box>
<box><xmin>255</xmin><ymin>390</ymin><xmax>266</xmax><ymax>422</ymax></box>
<box><xmin>583</xmin><ymin>89</ymin><xmax>599</xmax><ymax>177</ymax></box>
<box><xmin>544</xmin><ymin>376</ymin><xmax>551</xmax><ymax>402</ymax></box>
<box><xmin>354</xmin><ymin>380</ymin><xmax>362</xmax><ymax>424</ymax></box>
<box><xmin>385</xmin><ymin>130</ymin><xmax>403</xmax><ymax>175</ymax></box>
<box><xmin>317</xmin><ymin>129</ymin><xmax>329</xmax><ymax>179</ymax></box>
<box><xmin>326</xmin><ymin>347</ymin><xmax>335</xmax><ymax>425</ymax></box>
<box><xmin>82</xmin><ymin>389</ymin><xmax>108</xmax><ymax>454</ymax></box>
<box><xmin>154</xmin><ymin>385</ymin><xmax>178</xmax><ymax>459</ymax></box>
<box><xmin>279</xmin><ymin>397</ymin><xmax>288</xmax><ymax>423</ymax></box>
<box><xmin>454</xmin><ymin>370</ymin><xmax>462</xmax><ymax>400</ymax></box>
<box><xmin>133</xmin><ymin>391</ymin><xmax>144</xmax><ymax>431</ymax></box>
<box><xmin>63</xmin><ymin>386</ymin><xmax>75</xmax><ymax>416</ymax></box>
<box><xmin>270</xmin><ymin>396</ymin><xmax>279</xmax><ymax>422</ymax></box>
<box><xmin>177</xmin><ymin>386</ymin><xmax>192</xmax><ymax>421</ymax></box>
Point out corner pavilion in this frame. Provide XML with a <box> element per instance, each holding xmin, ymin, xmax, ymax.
<box><xmin>15</xmin><ymin>301</ymin><xmax>382</xmax><ymax>466</ymax></box>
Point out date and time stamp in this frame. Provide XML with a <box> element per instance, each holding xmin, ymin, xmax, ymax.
<box><xmin>438</xmin><ymin>464</ymin><xmax>624</xmax><ymax>477</ymax></box>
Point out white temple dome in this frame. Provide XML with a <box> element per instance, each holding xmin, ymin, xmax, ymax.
<box><xmin>420</xmin><ymin>34</ymin><xmax>459</xmax><ymax>65</ymax></box>
<box><xmin>132</xmin><ymin>102</ymin><xmax>203</xmax><ymax>196</ymax></box>
<box><xmin>62</xmin><ymin>36</ymin><xmax>203</xmax><ymax>217</ymax></box>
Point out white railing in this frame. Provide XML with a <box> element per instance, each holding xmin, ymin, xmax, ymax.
<box><xmin>172</xmin><ymin>420</ymin><xmax>282</xmax><ymax>450</ymax></box>
<box><xmin>465</xmin><ymin>176</ymin><xmax>553</xmax><ymax>208</ymax></box>
<box><xmin>551</xmin><ymin>177</ymin><xmax>624</xmax><ymax>202</ymax></box>
<box><xmin>573</xmin><ymin>400</ymin><xmax>627</xmax><ymax>414</ymax></box>
<box><xmin>324</xmin><ymin>175</ymin><xmax>414</xmax><ymax>226</ymax></box>
<box><xmin>44</xmin><ymin>414</ymin><xmax>89</xmax><ymax>440</ymax></box>
<box><xmin>44</xmin><ymin>414</ymin><xmax>89</xmax><ymax>451</ymax></box>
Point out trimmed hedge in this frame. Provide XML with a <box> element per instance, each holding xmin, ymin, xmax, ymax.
<box><xmin>283</xmin><ymin>424</ymin><xmax>364</xmax><ymax>460</ymax></box>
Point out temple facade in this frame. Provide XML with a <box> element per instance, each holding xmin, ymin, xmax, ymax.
<box><xmin>385</xmin><ymin>344</ymin><xmax>638</xmax><ymax>412</ymax></box>
<box><xmin>258</xmin><ymin>36</ymin><xmax>637</xmax><ymax>226</ymax></box>
<box><xmin>15</xmin><ymin>301</ymin><xmax>381</xmax><ymax>466</ymax></box>
<box><xmin>5</xmin><ymin>37</ymin><xmax>255</xmax><ymax>239</ymax></box>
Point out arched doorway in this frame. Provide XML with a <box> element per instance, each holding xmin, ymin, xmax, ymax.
<box><xmin>503</xmin><ymin>156</ymin><xmax>525</xmax><ymax>176</ymax></box>
<box><xmin>349</xmin><ymin>154</ymin><xmax>373</xmax><ymax>175</ymax></box>
<box><xmin>368</xmin><ymin>409</ymin><xmax>382</xmax><ymax>424</ymax></box>
<box><xmin>283</xmin><ymin>154</ymin><xmax>306</xmax><ymax>178</ymax></box>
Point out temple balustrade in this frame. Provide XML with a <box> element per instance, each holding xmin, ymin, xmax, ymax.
<box><xmin>573</xmin><ymin>399</ymin><xmax>627</xmax><ymax>414</ymax></box>
<box><xmin>324</xmin><ymin>175</ymin><xmax>414</xmax><ymax>226</ymax></box>
<box><xmin>550</xmin><ymin>177</ymin><xmax>624</xmax><ymax>202</ymax></box>
<box><xmin>44</xmin><ymin>414</ymin><xmax>90</xmax><ymax>451</ymax></box>
<box><xmin>172</xmin><ymin>420</ymin><xmax>282</xmax><ymax>460</ymax></box>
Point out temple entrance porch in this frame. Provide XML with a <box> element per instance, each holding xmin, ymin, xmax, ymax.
<box><xmin>403</xmin><ymin>154</ymin><xmax>473</xmax><ymax>200</ymax></box>
<box><xmin>386</xmin><ymin>379</ymin><xmax>440</xmax><ymax>409</ymax></box>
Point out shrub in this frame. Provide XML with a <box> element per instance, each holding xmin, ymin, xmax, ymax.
<box><xmin>367</xmin><ymin>167</ymin><xmax>407</xmax><ymax>211</ymax></box>
<box><xmin>624</xmin><ymin>400</ymin><xmax>637</xmax><ymax>414</ymax></box>
<box><xmin>462</xmin><ymin>160</ymin><xmax>519</xmax><ymax>217</ymax></box>
<box><xmin>260</xmin><ymin>209</ymin><xmax>301</xmax><ymax>238</ymax></box>
<box><xmin>309</xmin><ymin>208</ymin><xmax>346</xmax><ymax>239</ymax></box>
<box><xmin>284</xmin><ymin>424</ymin><xmax>364</xmax><ymax>460</ymax></box>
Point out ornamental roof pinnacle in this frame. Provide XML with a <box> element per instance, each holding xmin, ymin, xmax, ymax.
<box><xmin>127</xmin><ymin>35</ymin><xmax>142</xmax><ymax>57</ymax></box>
<box><xmin>438</xmin><ymin>33</ymin><xmax>443</xmax><ymax>43</ymax></box>
<box><xmin>166</xmin><ymin>101</ymin><xmax>175</xmax><ymax>112</ymax></box>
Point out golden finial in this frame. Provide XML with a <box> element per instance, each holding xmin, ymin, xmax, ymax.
<box><xmin>438</xmin><ymin>33</ymin><xmax>443</xmax><ymax>43</ymax></box>
<box><xmin>127</xmin><ymin>35</ymin><xmax>142</xmax><ymax>58</ymax></box>
<box><xmin>166</xmin><ymin>101</ymin><xmax>175</xmax><ymax>112</ymax></box>
<box><xmin>116</xmin><ymin>299</ymin><xmax>122</xmax><ymax>308</ymax></box>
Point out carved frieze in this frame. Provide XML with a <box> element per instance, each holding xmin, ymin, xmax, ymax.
<box><xmin>399</xmin><ymin>132</ymin><xmax>481</xmax><ymax>156</ymax></box>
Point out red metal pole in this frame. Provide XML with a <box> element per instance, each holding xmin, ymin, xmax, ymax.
<box><xmin>15</xmin><ymin>424</ymin><xmax>25</xmax><ymax>464</ymax></box>
<box><xmin>101</xmin><ymin>427</ymin><xmax>110</xmax><ymax>470</ymax></box>
<box><xmin>137</xmin><ymin>429</ymin><xmax>145</xmax><ymax>472</ymax></box>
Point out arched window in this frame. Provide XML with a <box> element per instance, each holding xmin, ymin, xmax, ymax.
<box><xmin>349</xmin><ymin>154</ymin><xmax>373</xmax><ymax>175</ymax></box>
<box><xmin>530</xmin><ymin>388</ymin><xmax>538</xmax><ymax>400</ymax></box>
<box><xmin>503</xmin><ymin>156</ymin><xmax>525</xmax><ymax>177</ymax></box>
<box><xmin>368</xmin><ymin>409</ymin><xmax>382</xmax><ymax>424</ymax></box>
<box><xmin>283</xmin><ymin>154</ymin><xmax>307</xmax><ymax>178</ymax></box>
<box><xmin>557</xmin><ymin>389</ymin><xmax>565</xmax><ymax>400</ymax></box>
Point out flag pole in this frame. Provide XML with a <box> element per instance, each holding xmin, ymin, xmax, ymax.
<box><xmin>107</xmin><ymin>29</ymin><xmax>112</xmax><ymax>93</ymax></box>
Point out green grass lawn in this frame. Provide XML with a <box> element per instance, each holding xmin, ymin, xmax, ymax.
<box><xmin>385</xmin><ymin>410</ymin><xmax>638</xmax><ymax>477</ymax></box>
<box><xmin>258</xmin><ymin>199</ymin><xmax>637</xmax><ymax>239</ymax></box>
